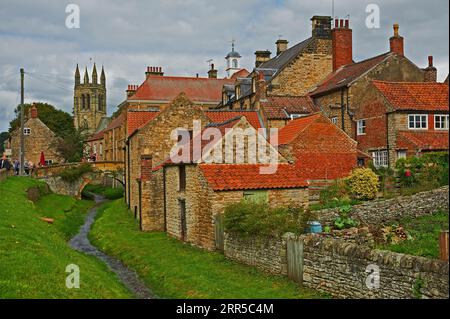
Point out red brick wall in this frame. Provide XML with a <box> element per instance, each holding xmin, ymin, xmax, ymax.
<box><xmin>356</xmin><ymin>100</ymin><xmax>388</xmax><ymax>152</ymax></box>
<box><xmin>332</xmin><ymin>20</ymin><xmax>352</xmax><ymax>71</ymax></box>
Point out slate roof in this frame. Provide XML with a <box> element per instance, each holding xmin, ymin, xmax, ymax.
<box><xmin>372</xmin><ymin>81</ymin><xmax>449</xmax><ymax>111</ymax></box>
<box><xmin>310</xmin><ymin>52</ymin><xmax>391</xmax><ymax>96</ymax></box>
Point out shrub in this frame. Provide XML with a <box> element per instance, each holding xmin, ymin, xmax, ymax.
<box><xmin>223</xmin><ymin>201</ymin><xmax>316</xmax><ymax>237</ymax></box>
<box><xmin>348</xmin><ymin>168</ymin><xmax>379</xmax><ymax>200</ymax></box>
<box><xmin>57</xmin><ymin>164</ymin><xmax>93</xmax><ymax>183</ymax></box>
<box><xmin>333</xmin><ymin>205</ymin><xmax>358</xmax><ymax>230</ymax></box>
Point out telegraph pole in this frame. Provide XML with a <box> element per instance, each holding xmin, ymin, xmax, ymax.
<box><xmin>19</xmin><ymin>68</ymin><xmax>25</xmax><ymax>176</ymax></box>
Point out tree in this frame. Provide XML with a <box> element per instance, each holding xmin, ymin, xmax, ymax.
<box><xmin>52</xmin><ymin>129</ymin><xmax>87</xmax><ymax>163</ymax></box>
<box><xmin>0</xmin><ymin>132</ymin><xmax>9</xmax><ymax>153</ymax></box>
<box><xmin>9</xmin><ymin>102</ymin><xmax>75</xmax><ymax>138</ymax></box>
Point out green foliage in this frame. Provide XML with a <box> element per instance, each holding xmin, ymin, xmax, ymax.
<box><xmin>9</xmin><ymin>103</ymin><xmax>74</xmax><ymax>138</ymax></box>
<box><xmin>57</xmin><ymin>164</ymin><xmax>93</xmax><ymax>183</ymax></box>
<box><xmin>53</xmin><ymin>128</ymin><xmax>87</xmax><ymax>163</ymax></box>
<box><xmin>224</xmin><ymin>201</ymin><xmax>315</xmax><ymax>237</ymax></box>
<box><xmin>333</xmin><ymin>205</ymin><xmax>358</xmax><ymax>230</ymax></box>
<box><xmin>377</xmin><ymin>211</ymin><xmax>448</xmax><ymax>259</ymax></box>
<box><xmin>310</xmin><ymin>179</ymin><xmax>360</xmax><ymax>211</ymax></box>
<box><xmin>89</xmin><ymin>199</ymin><xmax>326</xmax><ymax>299</ymax></box>
<box><xmin>0</xmin><ymin>131</ymin><xmax>8</xmax><ymax>153</ymax></box>
<box><xmin>396</xmin><ymin>152</ymin><xmax>449</xmax><ymax>193</ymax></box>
<box><xmin>413</xmin><ymin>276</ymin><xmax>425</xmax><ymax>299</ymax></box>
<box><xmin>82</xmin><ymin>184</ymin><xmax>124</xmax><ymax>200</ymax></box>
<box><xmin>348</xmin><ymin>168</ymin><xmax>379</xmax><ymax>200</ymax></box>
<box><xmin>0</xmin><ymin>177</ymin><xmax>132</xmax><ymax>298</ymax></box>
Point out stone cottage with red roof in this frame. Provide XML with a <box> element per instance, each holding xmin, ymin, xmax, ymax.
<box><xmin>274</xmin><ymin>113</ymin><xmax>358</xmax><ymax>182</ymax></box>
<box><xmin>310</xmin><ymin>22</ymin><xmax>432</xmax><ymax>138</ymax></box>
<box><xmin>148</xmin><ymin>116</ymin><xmax>307</xmax><ymax>250</ymax></box>
<box><xmin>355</xmin><ymin>80</ymin><xmax>449</xmax><ymax>167</ymax></box>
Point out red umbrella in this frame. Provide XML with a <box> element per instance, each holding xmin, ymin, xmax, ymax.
<box><xmin>40</xmin><ymin>151</ymin><xmax>46</xmax><ymax>166</ymax></box>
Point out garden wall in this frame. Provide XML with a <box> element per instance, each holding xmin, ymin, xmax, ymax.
<box><xmin>224</xmin><ymin>230</ymin><xmax>449</xmax><ymax>299</ymax></box>
<box><xmin>316</xmin><ymin>186</ymin><xmax>449</xmax><ymax>225</ymax></box>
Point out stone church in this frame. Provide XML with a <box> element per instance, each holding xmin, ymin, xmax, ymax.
<box><xmin>73</xmin><ymin>63</ymin><xmax>108</xmax><ymax>135</ymax></box>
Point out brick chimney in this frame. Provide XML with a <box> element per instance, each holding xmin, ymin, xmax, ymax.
<box><xmin>255</xmin><ymin>50</ymin><xmax>271</xmax><ymax>67</ymax></box>
<box><xmin>332</xmin><ymin>18</ymin><xmax>353</xmax><ymax>71</ymax></box>
<box><xmin>390</xmin><ymin>24</ymin><xmax>404</xmax><ymax>56</ymax></box>
<box><xmin>145</xmin><ymin>66</ymin><xmax>164</xmax><ymax>78</ymax></box>
<box><xmin>30</xmin><ymin>104</ymin><xmax>38</xmax><ymax>119</ymax></box>
<box><xmin>140</xmin><ymin>155</ymin><xmax>153</xmax><ymax>181</ymax></box>
<box><xmin>275</xmin><ymin>39</ymin><xmax>288</xmax><ymax>55</ymax></box>
<box><xmin>256</xmin><ymin>71</ymin><xmax>267</xmax><ymax>101</ymax></box>
<box><xmin>208</xmin><ymin>63</ymin><xmax>218</xmax><ymax>79</ymax></box>
<box><xmin>424</xmin><ymin>56</ymin><xmax>438</xmax><ymax>82</ymax></box>
<box><xmin>126</xmin><ymin>85</ymin><xmax>138</xmax><ymax>98</ymax></box>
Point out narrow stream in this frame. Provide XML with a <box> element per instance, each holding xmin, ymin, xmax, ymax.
<box><xmin>69</xmin><ymin>193</ymin><xmax>155</xmax><ymax>299</ymax></box>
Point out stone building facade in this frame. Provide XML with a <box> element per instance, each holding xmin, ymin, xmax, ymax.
<box><xmin>355</xmin><ymin>81</ymin><xmax>449</xmax><ymax>167</ymax></box>
<box><xmin>310</xmin><ymin>23</ymin><xmax>426</xmax><ymax>139</ymax></box>
<box><xmin>10</xmin><ymin>105</ymin><xmax>63</xmax><ymax>165</ymax></box>
<box><xmin>73</xmin><ymin>64</ymin><xmax>107</xmax><ymax>135</ymax></box>
<box><xmin>103</xmin><ymin>113</ymin><xmax>126</xmax><ymax>162</ymax></box>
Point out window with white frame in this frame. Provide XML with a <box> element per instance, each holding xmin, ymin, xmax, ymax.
<box><xmin>408</xmin><ymin>114</ymin><xmax>428</xmax><ymax>129</ymax></box>
<box><xmin>23</xmin><ymin>128</ymin><xmax>31</xmax><ymax>135</ymax></box>
<box><xmin>357</xmin><ymin>120</ymin><xmax>366</xmax><ymax>135</ymax></box>
<box><xmin>397</xmin><ymin>150</ymin><xmax>407</xmax><ymax>160</ymax></box>
<box><xmin>435</xmin><ymin>114</ymin><xmax>449</xmax><ymax>130</ymax></box>
<box><xmin>331</xmin><ymin>117</ymin><xmax>338</xmax><ymax>125</ymax></box>
<box><xmin>372</xmin><ymin>150</ymin><xmax>388</xmax><ymax>168</ymax></box>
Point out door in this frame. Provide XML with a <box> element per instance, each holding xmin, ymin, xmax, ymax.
<box><xmin>287</xmin><ymin>237</ymin><xmax>304</xmax><ymax>285</ymax></box>
<box><xmin>179</xmin><ymin>199</ymin><xmax>187</xmax><ymax>241</ymax></box>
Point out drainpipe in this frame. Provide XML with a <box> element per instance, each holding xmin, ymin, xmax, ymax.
<box><xmin>386</xmin><ymin>112</ymin><xmax>391</xmax><ymax>168</ymax></box>
<box><xmin>123</xmin><ymin>146</ymin><xmax>127</xmax><ymax>204</ymax></box>
<box><xmin>137</xmin><ymin>178</ymin><xmax>142</xmax><ymax>230</ymax></box>
<box><xmin>163</xmin><ymin>166</ymin><xmax>167</xmax><ymax>232</ymax></box>
<box><xmin>340</xmin><ymin>88</ymin><xmax>346</xmax><ymax>132</ymax></box>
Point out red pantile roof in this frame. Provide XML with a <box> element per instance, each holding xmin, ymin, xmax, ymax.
<box><xmin>311</xmin><ymin>52</ymin><xmax>390</xmax><ymax>96</ymax></box>
<box><xmin>261</xmin><ymin>95</ymin><xmax>318</xmax><ymax>119</ymax></box>
<box><xmin>104</xmin><ymin>113</ymin><xmax>125</xmax><ymax>132</ymax></box>
<box><xmin>199</xmin><ymin>163</ymin><xmax>307</xmax><ymax>191</ymax></box>
<box><xmin>372</xmin><ymin>81</ymin><xmax>449</xmax><ymax>111</ymax></box>
<box><xmin>274</xmin><ymin>113</ymin><xmax>322</xmax><ymax>145</ymax></box>
<box><xmin>205</xmin><ymin>111</ymin><xmax>263</xmax><ymax>129</ymax></box>
<box><xmin>230</xmin><ymin>69</ymin><xmax>250</xmax><ymax>80</ymax></box>
<box><xmin>128</xmin><ymin>75</ymin><xmax>234</xmax><ymax>103</ymax></box>
<box><xmin>396</xmin><ymin>131</ymin><xmax>449</xmax><ymax>151</ymax></box>
<box><xmin>127</xmin><ymin>110</ymin><xmax>160</xmax><ymax>136</ymax></box>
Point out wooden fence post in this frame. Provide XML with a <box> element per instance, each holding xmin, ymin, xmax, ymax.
<box><xmin>439</xmin><ymin>231</ymin><xmax>449</xmax><ymax>261</ymax></box>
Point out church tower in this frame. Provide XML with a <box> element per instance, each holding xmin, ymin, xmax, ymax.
<box><xmin>73</xmin><ymin>63</ymin><xmax>107</xmax><ymax>135</ymax></box>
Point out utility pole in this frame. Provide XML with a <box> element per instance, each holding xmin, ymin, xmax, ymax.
<box><xmin>20</xmin><ymin>68</ymin><xmax>25</xmax><ymax>176</ymax></box>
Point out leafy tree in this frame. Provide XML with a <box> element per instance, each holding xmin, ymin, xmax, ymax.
<box><xmin>0</xmin><ymin>132</ymin><xmax>9</xmax><ymax>153</ymax></box>
<box><xmin>9</xmin><ymin>102</ymin><xmax>75</xmax><ymax>138</ymax></box>
<box><xmin>52</xmin><ymin>128</ymin><xmax>88</xmax><ymax>163</ymax></box>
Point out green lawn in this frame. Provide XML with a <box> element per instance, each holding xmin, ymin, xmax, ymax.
<box><xmin>378</xmin><ymin>211</ymin><xmax>449</xmax><ymax>259</ymax></box>
<box><xmin>0</xmin><ymin>177</ymin><xmax>132</xmax><ymax>298</ymax></box>
<box><xmin>82</xmin><ymin>184</ymin><xmax>124</xmax><ymax>200</ymax></box>
<box><xmin>90</xmin><ymin>199</ymin><xmax>327</xmax><ymax>299</ymax></box>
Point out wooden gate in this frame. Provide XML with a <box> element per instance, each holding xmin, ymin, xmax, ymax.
<box><xmin>287</xmin><ymin>237</ymin><xmax>304</xmax><ymax>285</ymax></box>
<box><xmin>215</xmin><ymin>214</ymin><xmax>224</xmax><ymax>251</ymax></box>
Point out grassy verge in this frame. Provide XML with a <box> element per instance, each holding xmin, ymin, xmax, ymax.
<box><xmin>90</xmin><ymin>199</ymin><xmax>327</xmax><ymax>299</ymax></box>
<box><xmin>82</xmin><ymin>184</ymin><xmax>124</xmax><ymax>200</ymax></box>
<box><xmin>377</xmin><ymin>211</ymin><xmax>449</xmax><ymax>259</ymax></box>
<box><xmin>0</xmin><ymin>177</ymin><xmax>132</xmax><ymax>298</ymax></box>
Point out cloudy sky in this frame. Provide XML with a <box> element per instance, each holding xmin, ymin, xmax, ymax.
<box><xmin>0</xmin><ymin>0</ymin><xmax>448</xmax><ymax>132</ymax></box>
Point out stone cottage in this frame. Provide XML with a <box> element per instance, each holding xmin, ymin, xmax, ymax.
<box><xmin>10</xmin><ymin>105</ymin><xmax>63</xmax><ymax>165</ymax></box>
<box><xmin>148</xmin><ymin>116</ymin><xmax>307</xmax><ymax>250</ymax></box>
<box><xmin>355</xmin><ymin>80</ymin><xmax>449</xmax><ymax>167</ymax></box>
<box><xmin>310</xmin><ymin>22</ymin><xmax>428</xmax><ymax>139</ymax></box>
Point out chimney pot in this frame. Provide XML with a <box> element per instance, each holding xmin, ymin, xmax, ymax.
<box><xmin>335</xmin><ymin>19</ymin><xmax>339</xmax><ymax>28</ymax></box>
<box><xmin>345</xmin><ymin>19</ymin><xmax>349</xmax><ymax>28</ymax></box>
<box><xmin>340</xmin><ymin>19</ymin><xmax>344</xmax><ymax>28</ymax></box>
<box><xmin>389</xmin><ymin>24</ymin><xmax>404</xmax><ymax>56</ymax></box>
<box><xmin>428</xmin><ymin>56</ymin><xmax>433</xmax><ymax>67</ymax></box>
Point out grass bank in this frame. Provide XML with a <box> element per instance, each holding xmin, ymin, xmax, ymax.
<box><xmin>82</xmin><ymin>184</ymin><xmax>124</xmax><ymax>200</ymax></box>
<box><xmin>0</xmin><ymin>177</ymin><xmax>132</xmax><ymax>298</ymax></box>
<box><xmin>90</xmin><ymin>199</ymin><xmax>326</xmax><ymax>299</ymax></box>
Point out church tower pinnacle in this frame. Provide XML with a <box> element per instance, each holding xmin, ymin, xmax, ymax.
<box><xmin>75</xmin><ymin>64</ymin><xmax>80</xmax><ymax>86</ymax></box>
<box><xmin>92</xmin><ymin>63</ymin><xmax>98</xmax><ymax>84</ymax></box>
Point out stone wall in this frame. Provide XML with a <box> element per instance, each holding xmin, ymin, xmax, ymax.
<box><xmin>224</xmin><ymin>230</ymin><xmax>449</xmax><ymax>299</ymax></box>
<box><xmin>302</xmin><ymin>235</ymin><xmax>449</xmax><ymax>299</ymax></box>
<box><xmin>316</xmin><ymin>186</ymin><xmax>449</xmax><ymax>226</ymax></box>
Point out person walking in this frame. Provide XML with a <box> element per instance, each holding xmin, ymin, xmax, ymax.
<box><xmin>13</xmin><ymin>160</ymin><xmax>19</xmax><ymax>175</ymax></box>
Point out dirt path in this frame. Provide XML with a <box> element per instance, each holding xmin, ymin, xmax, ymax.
<box><xmin>69</xmin><ymin>194</ymin><xmax>155</xmax><ymax>299</ymax></box>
